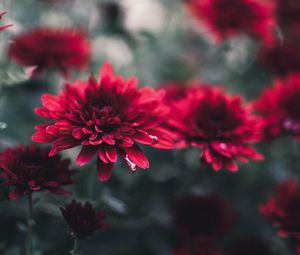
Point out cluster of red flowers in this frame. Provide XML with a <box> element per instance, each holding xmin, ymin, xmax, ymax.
<box><xmin>1</xmin><ymin>1</ymin><xmax>300</xmax><ymax>251</ymax></box>
<box><xmin>260</xmin><ymin>180</ymin><xmax>300</xmax><ymax>253</ymax></box>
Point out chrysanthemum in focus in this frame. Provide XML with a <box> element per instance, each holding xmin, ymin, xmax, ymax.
<box><xmin>168</xmin><ymin>85</ymin><xmax>263</xmax><ymax>172</ymax></box>
<box><xmin>185</xmin><ymin>0</ymin><xmax>275</xmax><ymax>43</ymax></box>
<box><xmin>173</xmin><ymin>193</ymin><xmax>233</xmax><ymax>238</ymax></box>
<box><xmin>9</xmin><ymin>27</ymin><xmax>91</xmax><ymax>77</ymax></box>
<box><xmin>260</xmin><ymin>180</ymin><xmax>300</xmax><ymax>253</ymax></box>
<box><xmin>254</xmin><ymin>75</ymin><xmax>300</xmax><ymax>141</ymax></box>
<box><xmin>0</xmin><ymin>11</ymin><xmax>12</xmax><ymax>31</ymax></box>
<box><xmin>32</xmin><ymin>62</ymin><xmax>173</xmax><ymax>181</ymax></box>
<box><xmin>61</xmin><ymin>200</ymin><xmax>107</xmax><ymax>239</ymax></box>
<box><xmin>0</xmin><ymin>145</ymin><xmax>75</xmax><ymax>200</ymax></box>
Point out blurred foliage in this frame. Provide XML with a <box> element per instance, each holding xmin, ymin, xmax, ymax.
<box><xmin>0</xmin><ymin>0</ymin><xmax>298</xmax><ymax>254</ymax></box>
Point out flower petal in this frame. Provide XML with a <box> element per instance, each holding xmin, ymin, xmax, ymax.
<box><xmin>76</xmin><ymin>146</ymin><xmax>97</xmax><ymax>166</ymax></box>
<box><xmin>97</xmin><ymin>159</ymin><xmax>113</xmax><ymax>182</ymax></box>
<box><xmin>123</xmin><ymin>144</ymin><xmax>149</xmax><ymax>169</ymax></box>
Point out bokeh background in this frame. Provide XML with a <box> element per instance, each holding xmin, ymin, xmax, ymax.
<box><xmin>0</xmin><ymin>0</ymin><xmax>298</xmax><ymax>254</ymax></box>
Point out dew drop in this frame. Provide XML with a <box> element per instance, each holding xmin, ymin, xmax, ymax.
<box><xmin>124</xmin><ymin>155</ymin><xmax>137</xmax><ymax>172</ymax></box>
<box><xmin>149</xmin><ymin>135</ymin><xmax>158</xmax><ymax>144</ymax></box>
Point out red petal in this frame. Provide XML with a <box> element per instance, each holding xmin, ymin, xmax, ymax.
<box><xmin>97</xmin><ymin>159</ymin><xmax>113</xmax><ymax>182</ymax></box>
<box><xmin>225</xmin><ymin>159</ymin><xmax>238</xmax><ymax>172</ymax></box>
<box><xmin>98</xmin><ymin>148</ymin><xmax>109</xmax><ymax>163</ymax></box>
<box><xmin>105</xmin><ymin>146</ymin><xmax>118</xmax><ymax>162</ymax></box>
<box><xmin>132</xmin><ymin>131</ymin><xmax>157</xmax><ymax>145</ymax></box>
<box><xmin>31</xmin><ymin>131</ymin><xmax>56</xmax><ymax>143</ymax></box>
<box><xmin>76</xmin><ymin>146</ymin><xmax>97</xmax><ymax>166</ymax></box>
<box><xmin>41</xmin><ymin>94</ymin><xmax>60</xmax><ymax>111</ymax></box>
<box><xmin>123</xmin><ymin>144</ymin><xmax>149</xmax><ymax>169</ymax></box>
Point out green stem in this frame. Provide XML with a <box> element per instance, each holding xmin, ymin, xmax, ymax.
<box><xmin>71</xmin><ymin>237</ymin><xmax>80</xmax><ymax>255</ymax></box>
<box><xmin>26</xmin><ymin>193</ymin><xmax>33</xmax><ymax>255</ymax></box>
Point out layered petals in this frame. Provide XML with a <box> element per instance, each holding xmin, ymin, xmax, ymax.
<box><xmin>167</xmin><ymin>84</ymin><xmax>263</xmax><ymax>171</ymax></box>
<box><xmin>0</xmin><ymin>145</ymin><xmax>75</xmax><ymax>200</ymax></box>
<box><xmin>61</xmin><ymin>200</ymin><xmax>108</xmax><ymax>239</ymax></box>
<box><xmin>9</xmin><ymin>27</ymin><xmax>91</xmax><ymax>77</ymax></box>
<box><xmin>32</xmin><ymin>62</ymin><xmax>174</xmax><ymax>181</ymax></box>
<box><xmin>254</xmin><ymin>74</ymin><xmax>300</xmax><ymax>141</ymax></box>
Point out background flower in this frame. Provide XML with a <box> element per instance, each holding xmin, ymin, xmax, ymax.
<box><xmin>254</xmin><ymin>74</ymin><xmax>300</xmax><ymax>141</ymax></box>
<box><xmin>185</xmin><ymin>0</ymin><xmax>275</xmax><ymax>43</ymax></box>
<box><xmin>61</xmin><ymin>200</ymin><xmax>107</xmax><ymax>239</ymax></box>
<box><xmin>168</xmin><ymin>85</ymin><xmax>263</xmax><ymax>171</ymax></box>
<box><xmin>258</xmin><ymin>40</ymin><xmax>300</xmax><ymax>77</ymax></box>
<box><xmin>260</xmin><ymin>180</ymin><xmax>300</xmax><ymax>253</ymax></box>
<box><xmin>9</xmin><ymin>27</ymin><xmax>91</xmax><ymax>77</ymax></box>
<box><xmin>0</xmin><ymin>145</ymin><xmax>75</xmax><ymax>200</ymax></box>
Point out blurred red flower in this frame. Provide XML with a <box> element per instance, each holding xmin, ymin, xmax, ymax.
<box><xmin>260</xmin><ymin>180</ymin><xmax>300</xmax><ymax>253</ymax></box>
<box><xmin>0</xmin><ymin>11</ymin><xmax>12</xmax><ymax>31</ymax></box>
<box><xmin>0</xmin><ymin>145</ymin><xmax>75</xmax><ymax>200</ymax></box>
<box><xmin>173</xmin><ymin>238</ymin><xmax>226</xmax><ymax>255</ymax></box>
<box><xmin>168</xmin><ymin>85</ymin><xmax>263</xmax><ymax>172</ymax></box>
<box><xmin>32</xmin><ymin>62</ymin><xmax>174</xmax><ymax>182</ymax></box>
<box><xmin>9</xmin><ymin>27</ymin><xmax>91</xmax><ymax>77</ymax></box>
<box><xmin>173</xmin><ymin>193</ymin><xmax>233</xmax><ymax>238</ymax></box>
<box><xmin>258</xmin><ymin>40</ymin><xmax>300</xmax><ymax>77</ymax></box>
<box><xmin>254</xmin><ymin>75</ymin><xmax>300</xmax><ymax>141</ymax></box>
<box><xmin>61</xmin><ymin>200</ymin><xmax>107</xmax><ymax>239</ymax></box>
<box><xmin>185</xmin><ymin>0</ymin><xmax>275</xmax><ymax>43</ymax></box>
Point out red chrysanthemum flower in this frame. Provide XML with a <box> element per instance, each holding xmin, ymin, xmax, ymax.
<box><xmin>9</xmin><ymin>27</ymin><xmax>91</xmax><ymax>77</ymax></box>
<box><xmin>32</xmin><ymin>63</ymin><xmax>173</xmax><ymax>182</ymax></box>
<box><xmin>173</xmin><ymin>194</ymin><xmax>233</xmax><ymax>238</ymax></box>
<box><xmin>61</xmin><ymin>200</ymin><xmax>108</xmax><ymax>239</ymax></box>
<box><xmin>258</xmin><ymin>40</ymin><xmax>300</xmax><ymax>77</ymax></box>
<box><xmin>260</xmin><ymin>180</ymin><xmax>300</xmax><ymax>253</ymax></box>
<box><xmin>173</xmin><ymin>239</ymin><xmax>226</xmax><ymax>255</ymax></box>
<box><xmin>168</xmin><ymin>85</ymin><xmax>263</xmax><ymax>172</ymax></box>
<box><xmin>0</xmin><ymin>145</ymin><xmax>75</xmax><ymax>200</ymax></box>
<box><xmin>185</xmin><ymin>0</ymin><xmax>275</xmax><ymax>43</ymax></box>
<box><xmin>254</xmin><ymin>75</ymin><xmax>300</xmax><ymax>141</ymax></box>
<box><xmin>0</xmin><ymin>11</ymin><xmax>11</xmax><ymax>31</ymax></box>
<box><xmin>228</xmin><ymin>237</ymin><xmax>273</xmax><ymax>255</ymax></box>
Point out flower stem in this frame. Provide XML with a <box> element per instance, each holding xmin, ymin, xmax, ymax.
<box><xmin>26</xmin><ymin>193</ymin><xmax>33</xmax><ymax>255</ymax></box>
<box><xmin>71</xmin><ymin>237</ymin><xmax>80</xmax><ymax>255</ymax></box>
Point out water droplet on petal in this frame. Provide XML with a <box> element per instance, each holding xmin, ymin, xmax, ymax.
<box><xmin>149</xmin><ymin>135</ymin><xmax>158</xmax><ymax>144</ymax></box>
<box><xmin>124</xmin><ymin>154</ymin><xmax>137</xmax><ymax>172</ymax></box>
